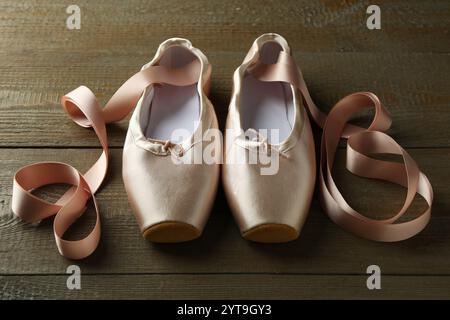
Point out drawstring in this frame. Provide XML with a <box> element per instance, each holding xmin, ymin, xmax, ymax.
<box><xmin>235</xmin><ymin>132</ymin><xmax>290</xmax><ymax>159</ymax></box>
<box><xmin>162</xmin><ymin>140</ymin><xmax>185</xmax><ymax>157</ymax></box>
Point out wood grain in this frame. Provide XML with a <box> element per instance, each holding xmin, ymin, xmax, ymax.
<box><xmin>1</xmin><ymin>274</ymin><xmax>450</xmax><ymax>299</ymax></box>
<box><xmin>1</xmin><ymin>148</ymin><xmax>447</xmax><ymax>275</ymax></box>
<box><xmin>0</xmin><ymin>0</ymin><xmax>449</xmax><ymax>299</ymax></box>
<box><xmin>0</xmin><ymin>0</ymin><xmax>449</xmax><ymax>55</ymax></box>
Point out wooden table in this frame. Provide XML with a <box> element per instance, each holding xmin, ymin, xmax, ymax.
<box><xmin>0</xmin><ymin>0</ymin><xmax>449</xmax><ymax>299</ymax></box>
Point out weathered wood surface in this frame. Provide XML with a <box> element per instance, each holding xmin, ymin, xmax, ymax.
<box><xmin>0</xmin><ymin>0</ymin><xmax>449</xmax><ymax>299</ymax></box>
<box><xmin>2</xmin><ymin>274</ymin><xmax>450</xmax><ymax>299</ymax></box>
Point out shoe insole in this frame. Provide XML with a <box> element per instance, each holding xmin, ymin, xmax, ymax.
<box><xmin>241</xmin><ymin>73</ymin><xmax>294</xmax><ymax>144</ymax></box>
<box><xmin>144</xmin><ymin>83</ymin><xmax>200</xmax><ymax>144</ymax></box>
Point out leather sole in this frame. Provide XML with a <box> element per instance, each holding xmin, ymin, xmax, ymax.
<box><xmin>242</xmin><ymin>223</ymin><xmax>299</xmax><ymax>243</ymax></box>
<box><xmin>143</xmin><ymin>221</ymin><xmax>201</xmax><ymax>243</ymax></box>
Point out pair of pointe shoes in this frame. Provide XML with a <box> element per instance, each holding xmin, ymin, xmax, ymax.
<box><xmin>123</xmin><ymin>34</ymin><xmax>315</xmax><ymax>243</ymax></box>
<box><xmin>12</xmin><ymin>33</ymin><xmax>432</xmax><ymax>259</ymax></box>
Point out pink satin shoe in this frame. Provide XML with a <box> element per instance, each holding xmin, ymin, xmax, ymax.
<box><xmin>223</xmin><ymin>33</ymin><xmax>433</xmax><ymax>243</ymax></box>
<box><xmin>223</xmin><ymin>34</ymin><xmax>316</xmax><ymax>243</ymax></box>
<box><xmin>11</xmin><ymin>38</ymin><xmax>220</xmax><ymax>259</ymax></box>
<box><xmin>122</xmin><ymin>38</ymin><xmax>220</xmax><ymax>242</ymax></box>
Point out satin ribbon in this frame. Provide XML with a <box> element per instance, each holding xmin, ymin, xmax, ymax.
<box><xmin>250</xmin><ymin>51</ymin><xmax>433</xmax><ymax>241</ymax></box>
<box><xmin>11</xmin><ymin>49</ymin><xmax>433</xmax><ymax>260</ymax></box>
<box><xmin>12</xmin><ymin>60</ymin><xmax>202</xmax><ymax>259</ymax></box>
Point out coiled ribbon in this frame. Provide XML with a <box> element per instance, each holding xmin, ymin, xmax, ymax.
<box><xmin>11</xmin><ymin>60</ymin><xmax>201</xmax><ymax>259</ymax></box>
<box><xmin>250</xmin><ymin>51</ymin><xmax>432</xmax><ymax>241</ymax></box>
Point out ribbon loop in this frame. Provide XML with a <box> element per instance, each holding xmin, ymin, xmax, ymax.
<box><xmin>249</xmin><ymin>51</ymin><xmax>433</xmax><ymax>242</ymax></box>
<box><xmin>11</xmin><ymin>59</ymin><xmax>203</xmax><ymax>259</ymax></box>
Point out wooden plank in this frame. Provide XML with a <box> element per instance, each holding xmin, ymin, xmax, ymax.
<box><xmin>1</xmin><ymin>274</ymin><xmax>450</xmax><ymax>299</ymax></box>
<box><xmin>0</xmin><ymin>148</ymin><xmax>448</xmax><ymax>275</ymax></box>
<box><xmin>1</xmin><ymin>0</ymin><xmax>449</xmax><ymax>299</ymax></box>
<box><xmin>0</xmin><ymin>0</ymin><xmax>449</xmax><ymax>55</ymax></box>
<box><xmin>0</xmin><ymin>52</ymin><xmax>449</xmax><ymax>148</ymax></box>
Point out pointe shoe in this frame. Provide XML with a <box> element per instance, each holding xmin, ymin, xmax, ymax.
<box><xmin>123</xmin><ymin>38</ymin><xmax>220</xmax><ymax>242</ymax></box>
<box><xmin>223</xmin><ymin>33</ymin><xmax>316</xmax><ymax>243</ymax></box>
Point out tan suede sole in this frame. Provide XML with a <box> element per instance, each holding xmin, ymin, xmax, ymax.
<box><xmin>143</xmin><ymin>221</ymin><xmax>201</xmax><ymax>243</ymax></box>
<box><xmin>242</xmin><ymin>223</ymin><xmax>299</xmax><ymax>243</ymax></box>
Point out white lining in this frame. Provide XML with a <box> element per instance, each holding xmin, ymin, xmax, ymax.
<box><xmin>140</xmin><ymin>45</ymin><xmax>201</xmax><ymax>144</ymax></box>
